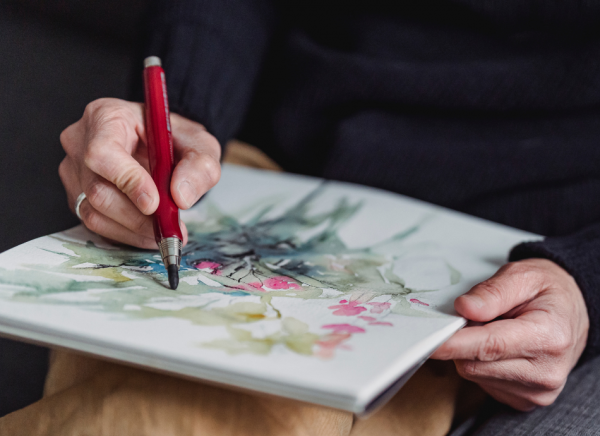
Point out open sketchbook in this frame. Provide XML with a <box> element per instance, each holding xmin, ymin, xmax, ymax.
<box><xmin>0</xmin><ymin>165</ymin><xmax>538</xmax><ymax>414</ymax></box>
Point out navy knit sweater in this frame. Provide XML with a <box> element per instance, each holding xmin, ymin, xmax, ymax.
<box><xmin>142</xmin><ymin>0</ymin><xmax>600</xmax><ymax>361</ymax></box>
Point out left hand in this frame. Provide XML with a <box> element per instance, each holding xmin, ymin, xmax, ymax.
<box><xmin>431</xmin><ymin>258</ymin><xmax>589</xmax><ymax>411</ymax></box>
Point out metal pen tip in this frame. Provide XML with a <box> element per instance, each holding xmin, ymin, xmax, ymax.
<box><xmin>167</xmin><ymin>264</ymin><xmax>179</xmax><ymax>290</ymax></box>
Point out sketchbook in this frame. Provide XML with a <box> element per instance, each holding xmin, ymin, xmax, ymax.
<box><xmin>0</xmin><ymin>165</ymin><xmax>538</xmax><ymax>414</ymax></box>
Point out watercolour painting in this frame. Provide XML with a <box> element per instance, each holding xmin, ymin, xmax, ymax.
<box><xmin>0</xmin><ymin>165</ymin><xmax>537</xmax><ymax>412</ymax></box>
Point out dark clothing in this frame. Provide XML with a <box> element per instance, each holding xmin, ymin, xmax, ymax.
<box><xmin>144</xmin><ymin>0</ymin><xmax>600</xmax><ymax>362</ymax></box>
<box><xmin>450</xmin><ymin>354</ymin><xmax>600</xmax><ymax>436</ymax></box>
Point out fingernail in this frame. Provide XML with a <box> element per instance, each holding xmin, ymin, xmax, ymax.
<box><xmin>460</xmin><ymin>294</ymin><xmax>485</xmax><ymax>309</ymax></box>
<box><xmin>137</xmin><ymin>192</ymin><xmax>152</xmax><ymax>214</ymax></box>
<box><xmin>177</xmin><ymin>180</ymin><xmax>197</xmax><ymax>209</ymax></box>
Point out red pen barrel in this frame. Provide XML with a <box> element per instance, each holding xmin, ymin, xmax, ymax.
<box><xmin>143</xmin><ymin>61</ymin><xmax>183</xmax><ymax>245</ymax></box>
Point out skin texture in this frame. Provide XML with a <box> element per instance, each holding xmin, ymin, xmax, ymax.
<box><xmin>431</xmin><ymin>258</ymin><xmax>589</xmax><ymax>411</ymax></box>
<box><xmin>59</xmin><ymin>98</ymin><xmax>221</xmax><ymax>249</ymax></box>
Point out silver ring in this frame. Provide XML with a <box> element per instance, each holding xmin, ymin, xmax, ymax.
<box><xmin>75</xmin><ymin>192</ymin><xmax>87</xmax><ymax>220</ymax></box>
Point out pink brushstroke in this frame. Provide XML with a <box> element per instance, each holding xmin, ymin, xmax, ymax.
<box><xmin>196</xmin><ymin>261</ymin><xmax>220</xmax><ymax>270</ymax></box>
<box><xmin>230</xmin><ymin>282</ymin><xmax>265</xmax><ymax>292</ymax></box>
<box><xmin>195</xmin><ymin>261</ymin><xmax>222</xmax><ymax>275</ymax></box>
<box><xmin>315</xmin><ymin>333</ymin><xmax>352</xmax><ymax>359</ymax></box>
<box><xmin>322</xmin><ymin>323</ymin><xmax>366</xmax><ymax>334</ymax></box>
<box><xmin>409</xmin><ymin>298</ymin><xmax>429</xmax><ymax>306</ymax></box>
<box><xmin>263</xmin><ymin>276</ymin><xmax>301</xmax><ymax>290</ymax></box>
<box><xmin>328</xmin><ymin>300</ymin><xmax>367</xmax><ymax>316</ymax></box>
<box><xmin>358</xmin><ymin>315</ymin><xmax>393</xmax><ymax>327</ymax></box>
<box><xmin>248</xmin><ymin>282</ymin><xmax>264</xmax><ymax>290</ymax></box>
<box><xmin>316</xmin><ymin>324</ymin><xmax>367</xmax><ymax>359</ymax></box>
<box><xmin>366</xmin><ymin>302</ymin><xmax>391</xmax><ymax>314</ymax></box>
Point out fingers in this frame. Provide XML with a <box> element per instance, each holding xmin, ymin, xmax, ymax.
<box><xmin>170</xmin><ymin>114</ymin><xmax>221</xmax><ymax>209</ymax></box>
<box><xmin>454</xmin><ymin>358</ymin><xmax>567</xmax><ymax>393</ymax></box>
<box><xmin>480</xmin><ymin>385</ymin><xmax>537</xmax><ymax>412</ymax></box>
<box><xmin>432</xmin><ymin>259</ymin><xmax>588</xmax><ymax>412</ymax></box>
<box><xmin>454</xmin><ymin>360</ymin><xmax>566</xmax><ymax>410</ymax></box>
<box><xmin>59</xmin><ymin>99</ymin><xmax>214</xmax><ymax>249</ymax></box>
<box><xmin>63</xmin><ymin>153</ymin><xmax>155</xmax><ymax>249</ymax></box>
<box><xmin>61</xmin><ymin>155</ymin><xmax>155</xmax><ymax>240</ymax></box>
<box><xmin>62</xmin><ymin>99</ymin><xmax>159</xmax><ymax>216</ymax></box>
<box><xmin>79</xmin><ymin>168</ymin><xmax>155</xmax><ymax>238</ymax></box>
<box><xmin>77</xmin><ymin>200</ymin><xmax>157</xmax><ymax>250</ymax></box>
<box><xmin>431</xmin><ymin>318</ymin><xmax>539</xmax><ymax>361</ymax></box>
<box><xmin>180</xmin><ymin>221</ymin><xmax>189</xmax><ymax>247</ymax></box>
<box><xmin>455</xmin><ymin>262</ymin><xmax>544</xmax><ymax>322</ymax></box>
<box><xmin>83</xmin><ymin>133</ymin><xmax>159</xmax><ymax>216</ymax></box>
<box><xmin>58</xmin><ymin>156</ymin><xmax>82</xmax><ymax>213</ymax></box>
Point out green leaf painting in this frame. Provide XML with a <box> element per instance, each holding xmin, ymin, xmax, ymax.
<box><xmin>0</xmin><ymin>187</ymin><xmax>459</xmax><ymax>359</ymax></box>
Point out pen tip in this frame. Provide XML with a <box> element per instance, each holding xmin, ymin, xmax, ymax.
<box><xmin>167</xmin><ymin>264</ymin><xmax>179</xmax><ymax>290</ymax></box>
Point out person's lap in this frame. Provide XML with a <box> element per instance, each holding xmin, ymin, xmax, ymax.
<box><xmin>451</xmin><ymin>354</ymin><xmax>600</xmax><ymax>436</ymax></box>
<box><xmin>1</xmin><ymin>145</ymin><xmax>598</xmax><ymax>434</ymax></box>
<box><xmin>0</xmin><ymin>349</ymin><xmax>466</xmax><ymax>436</ymax></box>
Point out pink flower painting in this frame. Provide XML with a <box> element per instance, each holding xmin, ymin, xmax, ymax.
<box><xmin>328</xmin><ymin>300</ymin><xmax>367</xmax><ymax>316</ymax></box>
<box><xmin>316</xmin><ymin>324</ymin><xmax>366</xmax><ymax>359</ymax></box>
<box><xmin>366</xmin><ymin>302</ymin><xmax>391</xmax><ymax>314</ymax></box>
<box><xmin>263</xmin><ymin>276</ymin><xmax>301</xmax><ymax>290</ymax></box>
<box><xmin>195</xmin><ymin>261</ymin><xmax>222</xmax><ymax>275</ymax></box>
<box><xmin>322</xmin><ymin>323</ymin><xmax>366</xmax><ymax>334</ymax></box>
<box><xmin>358</xmin><ymin>316</ymin><xmax>393</xmax><ymax>327</ymax></box>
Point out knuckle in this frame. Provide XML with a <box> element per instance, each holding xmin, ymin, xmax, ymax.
<box><xmin>83</xmin><ymin>142</ymin><xmax>103</xmax><ymax>169</ymax></box>
<box><xmin>83</xmin><ymin>99</ymin><xmax>100</xmax><ymax>117</ymax></box>
<box><xmin>85</xmin><ymin>100</ymin><xmax>133</xmax><ymax>137</ymax></box>
<box><xmin>530</xmin><ymin>391</ymin><xmax>559</xmax><ymax>407</ymax></box>
<box><xmin>456</xmin><ymin>361</ymin><xmax>480</xmax><ymax>379</ymax></box>
<box><xmin>80</xmin><ymin>204</ymin><xmax>101</xmax><ymax>233</ymax></box>
<box><xmin>83</xmin><ymin>98</ymin><xmax>115</xmax><ymax>116</ymax></box>
<box><xmin>103</xmin><ymin>105</ymin><xmax>132</xmax><ymax>125</ymax></box>
<box><xmin>114</xmin><ymin>167</ymin><xmax>144</xmax><ymax>196</ymax></box>
<box><xmin>502</xmin><ymin>261</ymin><xmax>529</xmax><ymax>276</ymax></box>
<box><xmin>199</xmin><ymin>154</ymin><xmax>221</xmax><ymax>187</ymax></box>
<box><xmin>58</xmin><ymin>159</ymin><xmax>68</xmax><ymax>182</ymax></box>
<box><xmin>537</xmin><ymin>372</ymin><xmax>566</xmax><ymax>392</ymax></box>
<box><xmin>552</xmin><ymin>335</ymin><xmax>572</xmax><ymax>357</ymax></box>
<box><xmin>505</xmin><ymin>260</ymin><xmax>545</xmax><ymax>283</ymax></box>
<box><xmin>59</xmin><ymin>128</ymin><xmax>71</xmax><ymax>152</ymax></box>
<box><xmin>86</xmin><ymin>181</ymin><xmax>111</xmax><ymax>211</ymax></box>
<box><xmin>476</xmin><ymin>281</ymin><xmax>505</xmax><ymax>303</ymax></box>
<box><xmin>549</xmin><ymin>326</ymin><xmax>573</xmax><ymax>355</ymax></box>
<box><xmin>477</xmin><ymin>334</ymin><xmax>506</xmax><ymax>361</ymax></box>
<box><xmin>201</xmin><ymin>130</ymin><xmax>221</xmax><ymax>155</ymax></box>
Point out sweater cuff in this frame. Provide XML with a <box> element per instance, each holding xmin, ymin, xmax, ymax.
<box><xmin>143</xmin><ymin>0</ymin><xmax>275</xmax><ymax>148</ymax></box>
<box><xmin>509</xmin><ymin>224</ymin><xmax>600</xmax><ymax>363</ymax></box>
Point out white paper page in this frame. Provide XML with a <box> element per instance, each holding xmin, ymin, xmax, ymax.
<box><xmin>0</xmin><ymin>165</ymin><xmax>540</xmax><ymax>413</ymax></box>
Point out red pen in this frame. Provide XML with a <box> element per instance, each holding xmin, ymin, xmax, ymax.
<box><xmin>143</xmin><ymin>56</ymin><xmax>182</xmax><ymax>290</ymax></box>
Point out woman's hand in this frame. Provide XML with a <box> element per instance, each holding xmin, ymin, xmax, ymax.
<box><xmin>59</xmin><ymin>98</ymin><xmax>221</xmax><ymax>249</ymax></box>
<box><xmin>431</xmin><ymin>258</ymin><xmax>589</xmax><ymax>411</ymax></box>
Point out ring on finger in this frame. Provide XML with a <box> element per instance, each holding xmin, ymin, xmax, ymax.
<box><xmin>75</xmin><ymin>192</ymin><xmax>87</xmax><ymax>220</ymax></box>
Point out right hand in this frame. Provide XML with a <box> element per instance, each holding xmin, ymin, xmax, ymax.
<box><xmin>59</xmin><ymin>98</ymin><xmax>221</xmax><ymax>249</ymax></box>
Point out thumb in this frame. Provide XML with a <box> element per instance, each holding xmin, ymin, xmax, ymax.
<box><xmin>169</xmin><ymin>114</ymin><xmax>221</xmax><ymax>210</ymax></box>
<box><xmin>455</xmin><ymin>262</ymin><xmax>542</xmax><ymax>322</ymax></box>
